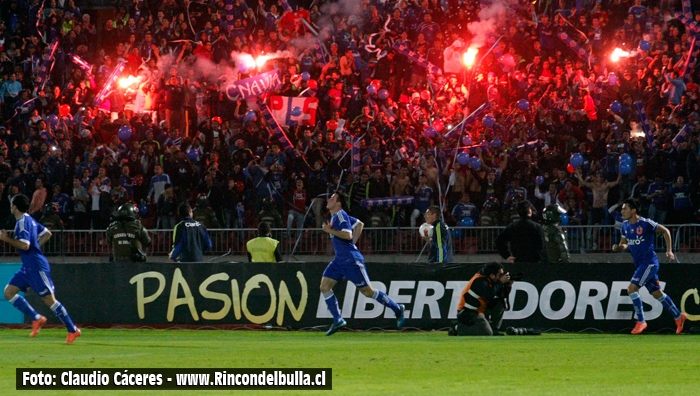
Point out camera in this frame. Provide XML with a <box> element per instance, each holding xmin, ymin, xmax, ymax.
<box><xmin>510</xmin><ymin>272</ymin><xmax>524</xmax><ymax>282</ymax></box>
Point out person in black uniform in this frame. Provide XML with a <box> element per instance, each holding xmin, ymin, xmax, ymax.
<box><xmin>169</xmin><ymin>202</ymin><xmax>212</xmax><ymax>262</ymax></box>
<box><xmin>495</xmin><ymin>201</ymin><xmax>546</xmax><ymax>263</ymax></box>
<box><xmin>107</xmin><ymin>204</ymin><xmax>152</xmax><ymax>263</ymax></box>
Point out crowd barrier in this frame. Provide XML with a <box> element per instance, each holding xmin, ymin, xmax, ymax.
<box><xmin>0</xmin><ymin>225</ymin><xmax>696</xmax><ymax>258</ymax></box>
<box><xmin>10</xmin><ymin>261</ymin><xmax>700</xmax><ymax>332</ymax></box>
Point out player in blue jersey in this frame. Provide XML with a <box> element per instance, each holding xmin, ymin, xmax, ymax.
<box><xmin>320</xmin><ymin>188</ymin><xmax>405</xmax><ymax>336</ymax></box>
<box><xmin>1</xmin><ymin>194</ymin><xmax>81</xmax><ymax>343</ymax></box>
<box><xmin>612</xmin><ymin>198</ymin><xmax>687</xmax><ymax>335</ymax></box>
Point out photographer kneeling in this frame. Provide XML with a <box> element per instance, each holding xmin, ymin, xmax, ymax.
<box><xmin>451</xmin><ymin>262</ymin><xmax>512</xmax><ymax>336</ymax></box>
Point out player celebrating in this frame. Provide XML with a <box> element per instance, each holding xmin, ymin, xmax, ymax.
<box><xmin>612</xmin><ymin>198</ymin><xmax>687</xmax><ymax>335</ymax></box>
<box><xmin>1</xmin><ymin>195</ymin><xmax>81</xmax><ymax>343</ymax></box>
<box><xmin>320</xmin><ymin>189</ymin><xmax>405</xmax><ymax>336</ymax></box>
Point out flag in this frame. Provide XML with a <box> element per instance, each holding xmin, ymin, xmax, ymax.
<box><xmin>267</xmin><ymin>96</ymin><xmax>319</xmax><ymax>127</ymax></box>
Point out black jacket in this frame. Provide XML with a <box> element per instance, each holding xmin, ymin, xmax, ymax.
<box><xmin>169</xmin><ymin>216</ymin><xmax>212</xmax><ymax>262</ymax></box>
<box><xmin>495</xmin><ymin>217</ymin><xmax>547</xmax><ymax>264</ymax></box>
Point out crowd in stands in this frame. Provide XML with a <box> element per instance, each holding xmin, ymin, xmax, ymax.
<box><xmin>0</xmin><ymin>0</ymin><xmax>699</xmax><ymax>239</ymax></box>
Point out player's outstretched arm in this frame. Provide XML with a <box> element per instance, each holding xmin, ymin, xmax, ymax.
<box><xmin>0</xmin><ymin>230</ymin><xmax>30</xmax><ymax>250</ymax></box>
<box><xmin>655</xmin><ymin>224</ymin><xmax>675</xmax><ymax>261</ymax></box>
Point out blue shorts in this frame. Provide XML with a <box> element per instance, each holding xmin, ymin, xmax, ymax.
<box><xmin>630</xmin><ymin>263</ymin><xmax>661</xmax><ymax>293</ymax></box>
<box><xmin>8</xmin><ymin>269</ymin><xmax>55</xmax><ymax>298</ymax></box>
<box><xmin>322</xmin><ymin>257</ymin><xmax>371</xmax><ymax>288</ymax></box>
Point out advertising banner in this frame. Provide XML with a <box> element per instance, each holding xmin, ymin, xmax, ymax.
<box><xmin>25</xmin><ymin>262</ymin><xmax>700</xmax><ymax>332</ymax></box>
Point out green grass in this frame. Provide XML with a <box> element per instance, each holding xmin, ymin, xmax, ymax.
<box><xmin>1</xmin><ymin>328</ymin><xmax>698</xmax><ymax>395</ymax></box>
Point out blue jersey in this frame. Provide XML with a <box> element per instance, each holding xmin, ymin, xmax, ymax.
<box><xmin>329</xmin><ymin>210</ymin><xmax>362</xmax><ymax>261</ymax></box>
<box><xmin>14</xmin><ymin>213</ymin><xmax>51</xmax><ymax>273</ymax></box>
<box><xmin>621</xmin><ymin>217</ymin><xmax>659</xmax><ymax>267</ymax></box>
<box><xmin>414</xmin><ymin>186</ymin><xmax>433</xmax><ymax>212</ymax></box>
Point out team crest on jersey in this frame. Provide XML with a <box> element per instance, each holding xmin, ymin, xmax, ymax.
<box><xmin>636</xmin><ymin>227</ymin><xmax>643</xmax><ymax>235</ymax></box>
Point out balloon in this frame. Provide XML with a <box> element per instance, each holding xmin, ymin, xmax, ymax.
<box><xmin>460</xmin><ymin>217</ymin><xmax>475</xmax><ymax>227</ymax></box>
<box><xmin>301</xmin><ymin>71</ymin><xmax>310</xmax><ymax>81</ymax></box>
<box><xmin>570</xmin><ymin>153</ymin><xmax>584</xmax><ymax>168</ymax></box>
<box><xmin>608</xmin><ymin>73</ymin><xmax>618</xmax><ymax>86</ymax></box>
<box><xmin>457</xmin><ymin>152</ymin><xmax>470</xmax><ymax>165</ymax></box>
<box><xmin>535</xmin><ymin>176</ymin><xmax>544</xmax><ymax>185</ymax></box>
<box><xmin>500</xmin><ymin>53</ymin><xmax>515</xmax><ymax>68</ymax></box>
<box><xmin>367</xmin><ymin>84</ymin><xmax>377</xmax><ymax>95</ymax></box>
<box><xmin>482</xmin><ymin>115</ymin><xmax>495</xmax><ymax>128</ymax></box>
<box><xmin>187</xmin><ymin>148</ymin><xmax>199</xmax><ymax>161</ymax></box>
<box><xmin>491</xmin><ymin>138</ymin><xmax>502</xmax><ymax>149</ymax></box>
<box><xmin>378</xmin><ymin>89</ymin><xmax>389</xmax><ymax>100</ymax></box>
<box><xmin>59</xmin><ymin>104</ymin><xmax>71</xmax><ymax>117</ymax></box>
<box><xmin>462</xmin><ymin>135</ymin><xmax>473</xmax><ymax>146</ymax></box>
<box><xmin>470</xmin><ymin>156</ymin><xmax>482</xmax><ymax>170</ymax></box>
<box><xmin>235</xmin><ymin>181</ymin><xmax>245</xmax><ymax>192</ymax></box>
<box><xmin>619</xmin><ymin>162</ymin><xmax>632</xmax><ymax>175</ymax></box>
<box><xmin>567</xmin><ymin>163</ymin><xmax>575</xmax><ymax>173</ymax></box>
<box><xmin>610</xmin><ymin>101</ymin><xmax>622</xmax><ymax>113</ymax></box>
<box><xmin>47</xmin><ymin>114</ymin><xmax>59</xmax><ymax>128</ymax></box>
<box><xmin>291</xmin><ymin>106</ymin><xmax>302</xmax><ymax>116</ymax></box>
<box><xmin>371</xmin><ymin>79</ymin><xmax>381</xmax><ymax>88</ymax></box>
<box><xmin>639</xmin><ymin>40</ymin><xmax>651</xmax><ymax>51</ymax></box>
<box><xmin>244</xmin><ymin>110</ymin><xmax>257</xmax><ymax>122</ymax></box>
<box><xmin>420</xmin><ymin>90</ymin><xmax>431</xmax><ymax>101</ymax></box>
<box><xmin>326</xmin><ymin>120</ymin><xmax>338</xmax><ymax>130</ymax></box>
<box><xmin>138</xmin><ymin>203</ymin><xmax>148</xmax><ymax>217</ymax></box>
<box><xmin>619</xmin><ymin>153</ymin><xmax>632</xmax><ymax>165</ymax></box>
<box><xmin>117</xmin><ymin>126</ymin><xmax>132</xmax><ymax>141</ymax></box>
<box><xmin>452</xmin><ymin>228</ymin><xmax>463</xmax><ymax>239</ymax></box>
<box><xmin>423</xmin><ymin>126</ymin><xmax>437</xmax><ymax>138</ymax></box>
<box><xmin>517</xmin><ymin>99</ymin><xmax>530</xmax><ymax>111</ymax></box>
<box><xmin>307</xmin><ymin>79</ymin><xmax>318</xmax><ymax>90</ymax></box>
<box><xmin>433</xmin><ymin>119</ymin><xmax>444</xmax><ymax>132</ymax></box>
<box><xmin>560</xmin><ymin>213</ymin><xmax>569</xmax><ymax>226</ymax></box>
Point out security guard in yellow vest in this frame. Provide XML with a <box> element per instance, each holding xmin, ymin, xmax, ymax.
<box><xmin>246</xmin><ymin>222</ymin><xmax>282</xmax><ymax>262</ymax></box>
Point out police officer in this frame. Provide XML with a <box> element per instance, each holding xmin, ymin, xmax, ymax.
<box><xmin>542</xmin><ymin>204</ymin><xmax>571</xmax><ymax>263</ymax></box>
<box><xmin>106</xmin><ymin>204</ymin><xmax>152</xmax><ymax>262</ymax></box>
<box><xmin>192</xmin><ymin>194</ymin><xmax>220</xmax><ymax>228</ymax></box>
<box><xmin>452</xmin><ymin>262</ymin><xmax>512</xmax><ymax>336</ymax></box>
<box><xmin>479</xmin><ymin>197</ymin><xmax>500</xmax><ymax>226</ymax></box>
<box><xmin>495</xmin><ymin>200</ymin><xmax>546</xmax><ymax>263</ymax></box>
<box><xmin>259</xmin><ymin>197</ymin><xmax>283</xmax><ymax>228</ymax></box>
<box><xmin>246</xmin><ymin>222</ymin><xmax>282</xmax><ymax>262</ymax></box>
<box><xmin>39</xmin><ymin>203</ymin><xmax>64</xmax><ymax>255</ymax></box>
<box><xmin>423</xmin><ymin>205</ymin><xmax>452</xmax><ymax>263</ymax></box>
<box><xmin>169</xmin><ymin>202</ymin><xmax>212</xmax><ymax>262</ymax></box>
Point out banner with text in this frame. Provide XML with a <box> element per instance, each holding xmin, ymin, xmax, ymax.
<box><xmin>25</xmin><ymin>262</ymin><xmax>700</xmax><ymax>332</ymax></box>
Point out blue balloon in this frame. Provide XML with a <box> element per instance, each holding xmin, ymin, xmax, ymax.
<box><xmin>560</xmin><ymin>213</ymin><xmax>569</xmax><ymax>226</ymax></box>
<box><xmin>423</xmin><ymin>126</ymin><xmax>437</xmax><ymax>138</ymax></box>
<box><xmin>117</xmin><ymin>126</ymin><xmax>132</xmax><ymax>141</ymax></box>
<box><xmin>470</xmin><ymin>156</ymin><xmax>482</xmax><ymax>170</ymax></box>
<box><xmin>491</xmin><ymin>138</ymin><xmax>502</xmax><ymax>149</ymax></box>
<box><xmin>639</xmin><ymin>40</ymin><xmax>651</xmax><ymax>51</ymax></box>
<box><xmin>452</xmin><ymin>228</ymin><xmax>463</xmax><ymax>239</ymax></box>
<box><xmin>367</xmin><ymin>84</ymin><xmax>377</xmax><ymax>95</ymax></box>
<box><xmin>517</xmin><ymin>99</ymin><xmax>530</xmax><ymax>111</ymax></box>
<box><xmin>535</xmin><ymin>176</ymin><xmax>544</xmax><ymax>185</ymax></box>
<box><xmin>619</xmin><ymin>153</ymin><xmax>632</xmax><ymax>166</ymax></box>
<box><xmin>187</xmin><ymin>148</ymin><xmax>199</xmax><ymax>161</ymax></box>
<box><xmin>482</xmin><ymin>115</ymin><xmax>495</xmax><ymax>128</ymax></box>
<box><xmin>138</xmin><ymin>203</ymin><xmax>148</xmax><ymax>217</ymax></box>
<box><xmin>619</xmin><ymin>162</ymin><xmax>632</xmax><ymax>175</ymax></box>
<box><xmin>462</xmin><ymin>135</ymin><xmax>473</xmax><ymax>146</ymax></box>
<box><xmin>301</xmin><ymin>71</ymin><xmax>310</xmax><ymax>81</ymax></box>
<box><xmin>47</xmin><ymin>114</ymin><xmax>59</xmax><ymax>128</ymax></box>
<box><xmin>570</xmin><ymin>153</ymin><xmax>583</xmax><ymax>168</ymax></box>
<box><xmin>378</xmin><ymin>89</ymin><xmax>390</xmax><ymax>100</ymax></box>
<box><xmin>244</xmin><ymin>110</ymin><xmax>257</xmax><ymax>122</ymax></box>
<box><xmin>457</xmin><ymin>152</ymin><xmax>470</xmax><ymax>165</ymax></box>
<box><xmin>608</xmin><ymin>73</ymin><xmax>618</xmax><ymax>86</ymax></box>
<box><xmin>610</xmin><ymin>101</ymin><xmax>622</xmax><ymax>113</ymax></box>
<box><xmin>461</xmin><ymin>217</ymin><xmax>475</xmax><ymax>227</ymax></box>
<box><xmin>291</xmin><ymin>106</ymin><xmax>302</xmax><ymax>117</ymax></box>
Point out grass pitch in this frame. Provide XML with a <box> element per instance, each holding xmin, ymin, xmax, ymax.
<box><xmin>1</xmin><ymin>328</ymin><xmax>698</xmax><ymax>395</ymax></box>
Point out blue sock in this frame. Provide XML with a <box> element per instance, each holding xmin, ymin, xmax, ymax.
<box><xmin>630</xmin><ymin>292</ymin><xmax>645</xmax><ymax>322</ymax></box>
<box><xmin>50</xmin><ymin>301</ymin><xmax>77</xmax><ymax>333</ymax></box>
<box><xmin>657</xmin><ymin>294</ymin><xmax>682</xmax><ymax>320</ymax></box>
<box><xmin>9</xmin><ymin>294</ymin><xmax>41</xmax><ymax>321</ymax></box>
<box><xmin>322</xmin><ymin>291</ymin><xmax>343</xmax><ymax>323</ymax></box>
<box><xmin>372</xmin><ymin>289</ymin><xmax>401</xmax><ymax>316</ymax></box>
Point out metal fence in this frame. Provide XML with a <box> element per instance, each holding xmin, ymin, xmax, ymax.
<box><xmin>1</xmin><ymin>224</ymin><xmax>697</xmax><ymax>258</ymax></box>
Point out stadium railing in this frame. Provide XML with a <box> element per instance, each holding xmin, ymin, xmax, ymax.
<box><xmin>0</xmin><ymin>224</ymin><xmax>693</xmax><ymax>257</ymax></box>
